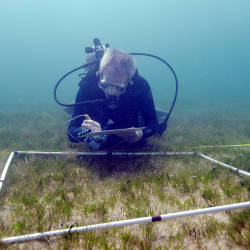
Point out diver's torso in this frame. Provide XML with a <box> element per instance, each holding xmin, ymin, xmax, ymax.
<box><xmin>79</xmin><ymin>74</ymin><xmax>144</xmax><ymax>129</ymax></box>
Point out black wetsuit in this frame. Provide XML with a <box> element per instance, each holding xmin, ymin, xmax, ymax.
<box><xmin>67</xmin><ymin>70</ymin><xmax>159</xmax><ymax>149</ymax></box>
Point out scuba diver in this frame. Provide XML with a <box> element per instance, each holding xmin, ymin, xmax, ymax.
<box><xmin>68</xmin><ymin>46</ymin><xmax>159</xmax><ymax>150</ymax></box>
<box><xmin>54</xmin><ymin>38</ymin><xmax>178</xmax><ymax>150</ymax></box>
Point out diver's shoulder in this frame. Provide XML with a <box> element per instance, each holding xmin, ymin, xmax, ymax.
<box><xmin>78</xmin><ymin>72</ymin><xmax>99</xmax><ymax>88</ymax></box>
<box><xmin>132</xmin><ymin>71</ymin><xmax>150</xmax><ymax>90</ymax></box>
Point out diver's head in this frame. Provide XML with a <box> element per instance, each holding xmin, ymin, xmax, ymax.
<box><xmin>98</xmin><ymin>48</ymin><xmax>136</xmax><ymax>106</ymax></box>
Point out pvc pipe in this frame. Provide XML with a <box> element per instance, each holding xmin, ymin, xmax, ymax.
<box><xmin>199</xmin><ymin>153</ymin><xmax>250</xmax><ymax>178</ymax></box>
<box><xmin>1</xmin><ymin>201</ymin><xmax>249</xmax><ymax>245</ymax></box>
<box><xmin>16</xmin><ymin>151</ymin><xmax>107</xmax><ymax>156</ymax></box>
<box><xmin>16</xmin><ymin>151</ymin><xmax>195</xmax><ymax>157</ymax></box>
<box><xmin>0</xmin><ymin>152</ymin><xmax>15</xmax><ymax>193</ymax></box>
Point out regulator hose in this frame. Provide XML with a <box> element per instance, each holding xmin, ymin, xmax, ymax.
<box><xmin>54</xmin><ymin>61</ymin><xmax>103</xmax><ymax>107</ymax></box>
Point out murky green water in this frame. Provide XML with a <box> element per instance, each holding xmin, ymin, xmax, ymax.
<box><xmin>0</xmin><ymin>1</ymin><xmax>249</xmax><ymax>149</ymax></box>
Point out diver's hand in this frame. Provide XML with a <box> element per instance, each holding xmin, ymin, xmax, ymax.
<box><xmin>81</xmin><ymin>119</ymin><xmax>101</xmax><ymax>133</ymax></box>
<box><xmin>116</xmin><ymin>128</ymin><xmax>143</xmax><ymax>144</ymax></box>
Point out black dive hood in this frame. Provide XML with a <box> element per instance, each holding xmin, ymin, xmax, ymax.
<box><xmin>54</xmin><ymin>38</ymin><xmax>178</xmax><ymax>135</ymax></box>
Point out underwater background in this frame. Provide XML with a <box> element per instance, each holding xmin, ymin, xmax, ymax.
<box><xmin>1</xmin><ymin>3</ymin><xmax>250</xmax><ymax>248</ymax></box>
<box><xmin>0</xmin><ymin>0</ymin><xmax>250</xmax><ymax>150</ymax></box>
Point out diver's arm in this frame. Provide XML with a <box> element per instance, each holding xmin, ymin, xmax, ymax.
<box><xmin>67</xmin><ymin>73</ymin><xmax>106</xmax><ymax>144</ymax></box>
<box><xmin>67</xmin><ymin>102</ymin><xmax>87</xmax><ymax>142</ymax></box>
<box><xmin>109</xmin><ymin>78</ymin><xmax>158</xmax><ymax>144</ymax></box>
<box><xmin>139</xmin><ymin>79</ymin><xmax>159</xmax><ymax>139</ymax></box>
<box><xmin>67</xmin><ymin>78</ymin><xmax>91</xmax><ymax>143</ymax></box>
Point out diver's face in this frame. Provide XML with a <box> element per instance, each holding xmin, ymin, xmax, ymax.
<box><xmin>98</xmin><ymin>74</ymin><xmax>129</xmax><ymax>103</ymax></box>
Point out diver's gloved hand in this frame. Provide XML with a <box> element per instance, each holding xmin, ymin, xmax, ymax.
<box><xmin>81</xmin><ymin>119</ymin><xmax>101</xmax><ymax>133</ymax></box>
<box><xmin>116</xmin><ymin>128</ymin><xmax>143</xmax><ymax>144</ymax></box>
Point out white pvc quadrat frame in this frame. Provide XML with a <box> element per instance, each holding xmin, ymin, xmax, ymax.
<box><xmin>0</xmin><ymin>150</ymin><xmax>250</xmax><ymax>245</ymax></box>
